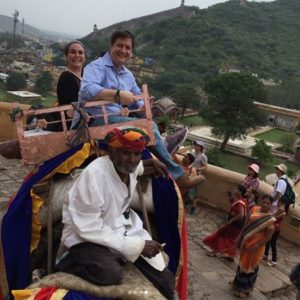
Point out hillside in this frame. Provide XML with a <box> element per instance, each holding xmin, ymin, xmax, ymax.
<box><xmin>82</xmin><ymin>0</ymin><xmax>300</xmax><ymax>96</ymax></box>
<box><xmin>0</xmin><ymin>15</ymin><xmax>76</xmax><ymax>40</ymax></box>
<box><xmin>0</xmin><ymin>15</ymin><xmax>44</xmax><ymax>38</ymax></box>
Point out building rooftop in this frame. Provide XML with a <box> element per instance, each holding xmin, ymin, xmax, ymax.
<box><xmin>7</xmin><ymin>91</ymin><xmax>42</xmax><ymax>98</ymax></box>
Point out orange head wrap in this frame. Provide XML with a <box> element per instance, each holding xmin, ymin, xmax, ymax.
<box><xmin>104</xmin><ymin>126</ymin><xmax>150</xmax><ymax>152</ymax></box>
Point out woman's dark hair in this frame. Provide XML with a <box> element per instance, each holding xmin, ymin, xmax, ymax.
<box><xmin>250</xmin><ymin>172</ymin><xmax>259</xmax><ymax>178</ymax></box>
<box><xmin>63</xmin><ymin>40</ymin><xmax>86</xmax><ymax>55</ymax></box>
<box><xmin>186</xmin><ymin>153</ymin><xmax>195</xmax><ymax>164</ymax></box>
<box><xmin>237</xmin><ymin>184</ymin><xmax>247</xmax><ymax>198</ymax></box>
<box><xmin>110</xmin><ymin>30</ymin><xmax>135</xmax><ymax>49</ymax></box>
<box><xmin>290</xmin><ymin>263</ymin><xmax>300</xmax><ymax>290</ymax></box>
<box><xmin>262</xmin><ymin>194</ymin><xmax>274</xmax><ymax>203</ymax></box>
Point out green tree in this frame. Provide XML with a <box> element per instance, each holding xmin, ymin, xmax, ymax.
<box><xmin>203</xmin><ymin>73</ymin><xmax>267</xmax><ymax>151</ymax></box>
<box><xmin>171</xmin><ymin>84</ymin><xmax>201</xmax><ymax>118</ymax></box>
<box><xmin>5</xmin><ymin>71</ymin><xmax>27</xmax><ymax>90</ymax></box>
<box><xmin>278</xmin><ymin>132</ymin><xmax>296</xmax><ymax>153</ymax></box>
<box><xmin>206</xmin><ymin>147</ymin><xmax>224</xmax><ymax>167</ymax></box>
<box><xmin>266</xmin><ymin>79</ymin><xmax>300</xmax><ymax>110</ymax></box>
<box><xmin>35</xmin><ymin>71</ymin><xmax>53</xmax><ymax>95</ymax></box>
<box><xmin>49</xmin><ymin>42</ymin><xmax>63</xmax><ymax>54</ymax></box>
<box><xmin>251</xmin><ymin>139</ymin><xmax>273</xmax><ymax>163</ymax></box>
<box><xmin>52</xmin><ymin>55</ymin><xmax>65</xmax><ymax>66</ymax></box>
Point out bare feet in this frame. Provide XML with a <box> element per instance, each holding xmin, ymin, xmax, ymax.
<box><xmin>207</xmin><ymin>252</ymin><xmax>217</xmax><ymax>257</ymax></box>
<box><xmin>234</xmin><ymin>291</ymin><xmax>248</xmax><ymax>298</ymax></box>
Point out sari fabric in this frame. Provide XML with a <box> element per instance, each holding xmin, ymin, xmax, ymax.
<box><xmin>233</xmin><ymin>206</ymin><xmax>275</xmax><ymax>294</ymax></box>
<box><xmin>203</xmin><ymin>199</ymin><xmax>247</xmax><ymax>257</ymax></box>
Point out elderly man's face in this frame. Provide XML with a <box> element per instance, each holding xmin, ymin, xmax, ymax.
<box><xmin>110</xmin><ymin>148</ymin><xmax>142</xmax><ymax>174</ymax></box>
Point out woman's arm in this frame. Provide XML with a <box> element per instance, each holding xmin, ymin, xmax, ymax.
<box><xmin>227</xmin><ymin>203</ymin><xmax>245</xmax><ymax>224</ymax></box>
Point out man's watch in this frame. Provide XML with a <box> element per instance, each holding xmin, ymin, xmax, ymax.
<box><xmin>115</xmin><ymin>90</ymin><xmax>121</xmax><ymax>104</ymax></box>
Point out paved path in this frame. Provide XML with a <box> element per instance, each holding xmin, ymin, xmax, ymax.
<box><xmin>186</xmin><ymin>205</ymin><xmax>299</xmax><ymax>299</ymax></box>
<box><xmin>0</xmin><ymin>156</ymin><xmax>299</xmax><ymax>299</ymax></box>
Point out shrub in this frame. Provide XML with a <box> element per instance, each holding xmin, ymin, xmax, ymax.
<box><xmin>206</xmin><ymin>147</ymin><xmax>224</xmax><ymax>167</ymax></box>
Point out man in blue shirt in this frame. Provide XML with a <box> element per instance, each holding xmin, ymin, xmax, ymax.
<box><xmin>77</xmin><ymin>30</ymin><xmax>198</xmax><ymax>188</ymax></box>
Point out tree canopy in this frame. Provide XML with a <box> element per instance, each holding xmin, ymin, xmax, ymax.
<box><xmin>203</xmin><ymin>72</ymin><xmax>267</xmax><ymax>151</ymax></box>
<box><xmin>35</xmin><ymin>71</ymin><xmax>53</xmax><ymax>95</ymax></box>
<box><xmin>170</xmin><ymin>84</ymin><xmax>200</xmax><ymax>118</ymax></box>
<box><xmin>5</xmin><ymin>71</ymin><xmax>27</xmax><ymax>91</ymax></box>
<box><xmin>251</xmin><ymin>139</ymin><xmax>273</xmax><ymax>164</ymax></box>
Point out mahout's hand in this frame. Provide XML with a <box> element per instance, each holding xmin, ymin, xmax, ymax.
<box><xmin>141</xmin><ymin>240</ymin><xmax>164</xmax><ymax>258</ymax></box>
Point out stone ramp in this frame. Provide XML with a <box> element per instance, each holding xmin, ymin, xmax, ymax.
<box><xmin>186</xmin><ymin>205</ymin><xmax>297</xmax><ymax>299</ymax></box>
<box><xmin>221</xmin><ymin>256</ymin><xmax>292</xmax><ymax>298</ymax></box>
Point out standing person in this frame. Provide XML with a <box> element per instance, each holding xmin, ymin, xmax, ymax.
<box><xmin>290</xmin><ymin>263</ymin><xmax>300</xmax><ymax>300</ymax></box>
<box><xmin>75</xmin><ymin>30</ymin><xmax>196</xmax><ymax>189</ymax></box>
<box><xmin>242</xmin><ymin>164</ymin><xmax>260</xmax><ymax>191</ymax></box>
<box><xmin>272</xmin><ymin>163</ymin><xmax>289</xmax><ymax>212</ymax></box>
<box><xmin>231</xmin><ymin>195</ymin><xmax>276</xmax><ymax>298</ymax></box>
<box><xmin>56</xmin><ymin>126</ymin><xmax>175</xmax><ymax>299</ymax></box>
<box><xmin>172</xmin><ymin>153</ymin><xmax>205</xmax><ymax>207</ymax></box>
<box><xmin>189</xmin><ymin>140</ymin><xmax>208</xmax><ymax>214</ymax></box>
<box><xmin>264</xmin><ymin>197</ymin><xmax>286</xmax><ymax>267</ymax></box>
<box><xmin>246</xmin><ymin>188</ymin><xmax>259</xmax><ymax>210</ymax></box>
<box><xmin>203</xmin><ymin>184</ymin><xmax>248</xmax><ymax>260</ymax></box>
<box><xmin>191</xmin><ymin>140</ymin><xmax>208</xmax><ymax>174</ymax></box>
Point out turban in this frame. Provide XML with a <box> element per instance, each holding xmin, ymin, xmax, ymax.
<box><xmin>104</xmin><ymin>126</ymin><xmax>150</xmax><ymax>152</ymax></box>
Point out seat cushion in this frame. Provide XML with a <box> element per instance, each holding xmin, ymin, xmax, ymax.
<box><xmin>28</xmin><ymin>263</ymin><xmax>164</xmax><ymax>299</ymax></box>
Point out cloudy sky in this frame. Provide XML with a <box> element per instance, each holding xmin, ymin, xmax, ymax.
<box><xmin>0</xmin><ymin>0</ymin><xmax>273</xmax><ymax>37</ymax></box>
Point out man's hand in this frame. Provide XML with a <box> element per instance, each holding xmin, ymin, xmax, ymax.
<box><xmin>120</xmin><ymin>107</ymin><xmax>129</xmax><ymax>116</ymax></box>
<box><xmin>36</xmin><ymin>118</ymin><xmax>47</xmax><ymax>129</ymax></box>
<box><xmin>141</xmin><ymin>240</ymin><xmax>164</xmax><ymax>258</ymax></box>
<box><xmin>119</xmin><ymin>91</ymin><xmax>140</xmax><ymax>106</ymax></box>
<box><xmin>143</xmin><ymin>158</ymin><xmax>169</xmax><ymax>178</ymax></box>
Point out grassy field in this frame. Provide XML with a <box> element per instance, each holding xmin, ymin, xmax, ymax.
<box><xmin>43</xmin><ymin>95</ymin><xmax>57</xmax><ymax>107</ymax></box>
<box><xmin>254</xmin><ymin>128</ymin><xmax>299</xmax><ymax>144</ymax></box>
<box><xmin>216</xmin><ymin>151</ymin><xmax>299</xmax><ymax>179</ymax></box>
<box><xmin>179</xmin><ymin>115</ymin><xmax>204</xmax><ymax>127</ymax></box>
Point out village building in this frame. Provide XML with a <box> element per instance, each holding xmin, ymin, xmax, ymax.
<box><xmin>7</xmin><ymin>90</ymin><xmax>42</xmax><ymax>103</ymax></box>
<box><xmin>254</xmin><ymin>101</ymin><xmax>300</xmax><ymax>130</ymax></box>
<box><xmin>152</xmin><ymin>97</ymin><xmax>179</xmax><ymax>120</ymax></box>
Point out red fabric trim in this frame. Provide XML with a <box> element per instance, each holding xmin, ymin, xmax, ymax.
<box><xmin>176</xmin><ymin>211</ymin><xmax>188</xmax><ymax>300</ymax></box>
<box><xmin>34</xmin><ymin>287</ymin><xmax>58</xmax><ymax>300</ymax></box>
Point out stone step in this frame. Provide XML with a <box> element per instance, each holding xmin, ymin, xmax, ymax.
<box><xmin>221</xmin><ymin>257</ymin><xmax>292</xmax><ymax>298</ymax></box>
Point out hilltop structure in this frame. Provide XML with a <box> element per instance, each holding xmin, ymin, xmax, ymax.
<box><xmin>86</xmin><ymin>5</ymin><xmax>196</xmax><ymax>40</ymax></box>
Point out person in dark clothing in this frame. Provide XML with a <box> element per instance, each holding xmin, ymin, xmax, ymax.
<box><xmin>56</xmin><ymin>40</ymin><xmax>86</xmax><ymax>129</ymax></box>
<box><xmin>57</xmin><ymin>40</ymin><xmax>85</xmax><ymax>105</ymax></box>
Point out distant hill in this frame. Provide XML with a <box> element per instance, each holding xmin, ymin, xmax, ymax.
<box><xmin>0</xmin><ymin>15</ymin><xmax>45</xmax><ymax>37</ymax></box>
<box><xmin>82</xmin><ymin>0</ymin><xmax>300</xmax><ymax>94</ymax></box>
<box><xmin>0</xmin><ymin>15</ymin><xmax>76</xmax><ymax>41</ymax></box>
<box><xmin>84</xmin><ymin>5</ymin><xmax>195</xmax><ymax>40</ymax></box>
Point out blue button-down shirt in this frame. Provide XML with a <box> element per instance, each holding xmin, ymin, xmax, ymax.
<box><xmin>79</xmin><ymin>52</ymin><xmax>143</xmax><ymax>116</ymax></box>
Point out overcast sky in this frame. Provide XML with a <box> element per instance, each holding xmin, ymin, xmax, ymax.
<box><xmin>0</xmin><ymin>0</ymin><xmax>274</xmax><ymax>37</ymax></box>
